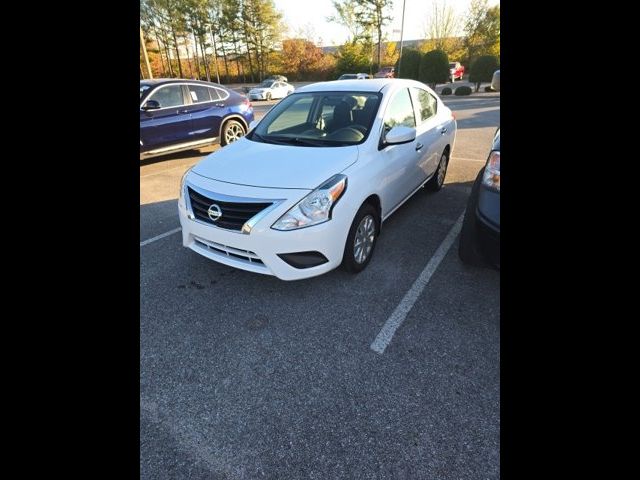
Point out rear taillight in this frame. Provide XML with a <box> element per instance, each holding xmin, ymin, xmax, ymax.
<box><xmin>451</xmin><ymin>112</ymin><xmax>456</xmax><ymax>120</ymax></box>
<box><xmin>482</xmin><ymin>151</ymin><xmax>500</xmax><ymax>191</ymax></box>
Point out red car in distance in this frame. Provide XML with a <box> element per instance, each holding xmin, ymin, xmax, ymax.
<box><xmin>449</xmin><ymin>62</ymin><xmax>465</xmax><ymax>81</ymax></box>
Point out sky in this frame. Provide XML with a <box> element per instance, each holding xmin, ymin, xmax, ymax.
<box><xmin>275</xmin><ymin>0</ymin><xmax>500</xmax><ymax>47</ymax></box>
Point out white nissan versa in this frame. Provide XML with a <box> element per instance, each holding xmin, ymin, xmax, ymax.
<box><xmin>178</xmin><ymin>79</ymin><xmax>456</xmax><ymax>280</ymax></box>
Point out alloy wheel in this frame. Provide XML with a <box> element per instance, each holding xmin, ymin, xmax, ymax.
<box><xmin>354</xmin><ymin>214</ymin><xmax>376</xmax><ymax>264</ymax></box>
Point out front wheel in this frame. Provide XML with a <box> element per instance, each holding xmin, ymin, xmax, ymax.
<box><xmin>221</xmin><ymin>120</ymin><xmax>246</xmax><ymax>146</ymax></box>
<box><xmin>342</xmin><ymin>204</ymin><xmax>379</xmax><ymax>274</ymax></box>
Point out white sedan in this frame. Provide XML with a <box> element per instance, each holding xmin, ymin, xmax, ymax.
<box><xmin>179</xmin><ymin>78</ymin><xmax>457</xmax><ymax>280</ymax></box>
<box><xmin>247</xmin><ymin>80</ymin><xmax>295</xmax><ymax>101</ymax></box>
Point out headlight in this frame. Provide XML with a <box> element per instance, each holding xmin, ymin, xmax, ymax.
<box><xmin>482</xmin><ymin>151</ymin><xmax>500</xmax><ymax>191</ymax></box>
<box><xmin>271</xmin><ymin>174</ymin><xmax>347</xmax><ymax>231</ymax></box>
<box><xmin>180</xmin><ymin>166</ymin><xmax>193</xmax><ymax>199</ymax></box>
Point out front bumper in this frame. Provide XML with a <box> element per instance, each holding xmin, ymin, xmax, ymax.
<box><xmin>178</xmin><ymin>173</ymin><xmax>353</xmax><ymax>280</ymax></box>
<box><xmin>475</xmin><ymin>208</ymin><xmax>500</xmax><ymax>267</ymax></box>
<box><xmin>248</xmin><ymin>92</ymin><xmax>267</xmax><ymax>100</ymax></box>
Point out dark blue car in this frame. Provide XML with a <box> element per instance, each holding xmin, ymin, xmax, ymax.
<box><xmin>140</xmin><ymin>79</ymin><xmax>254</xmax><ymax>160</ymax></box>
<box><xmin>459</xmin><ymin>128</ymin><xmax>500</xmax><ymax>268</ymax></box>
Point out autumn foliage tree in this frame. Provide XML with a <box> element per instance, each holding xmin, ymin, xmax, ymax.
<box><xmin>278</xmin><ymin>39</ymin><xmax>336</xmax><ymax>81</ymax></box>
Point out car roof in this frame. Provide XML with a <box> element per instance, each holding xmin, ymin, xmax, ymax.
<box><xmin>297</xmin><ymin>78</ymin><xmax>425</xmax><ymax>93</ymax></box>
<box><xmin>140</xmin><ymin>78</ymin><xmax>229</xmax><ymax>89</ymax></box>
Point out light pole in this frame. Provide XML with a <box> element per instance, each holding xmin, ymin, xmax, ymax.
<box><xmin>140</xmin><ymin>26</ymin><xmax>153</xmax><ymax>79</ymax></box>
<box><xmin>396</xmin><ymin>0</ymin><xmax>407</xmax><ymax>78</ymax></box>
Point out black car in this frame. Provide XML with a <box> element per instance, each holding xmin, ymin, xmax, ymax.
<box><xmin>459</xmin><ymin>128</ymin><xmax>500</xmax><ymax>268</ymax></box>
<box><xmin>140</xmin><ymin>79</ymin><xmax>254</xmax><ymax>160</ymax></box>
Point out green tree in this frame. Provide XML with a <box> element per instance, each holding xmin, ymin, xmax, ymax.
<box><xmin>240</xmin><ymin>0</ymin><xmax>283</xmax><ymax>81</ymax></box>
<box><xmin>353</xmin><ymin>0</ymin><xmax>394</xmax><ymax>71</ymax></box>
<box><xmin>141</xmin><ymin>0</ymin><xmax>178</xmax><ymax>77</ymax></box>
<box><xmin>396</xmin><ymin>48</ymin><xmax>421</xmax><ymax>80</ymax></box>
<box><xmin>469</xmin><ymin>54</ymin><xmax>498</xmax><ymax>92</ymax></box>
<box><xmin>334</xmin><ymin>41</ymin><xmax>371</xmax><ymax>76</ymax></box>
<box><xmin>181</xmin><ymin>0</ymin><xmax>213</xmax><ymax>80</ymax></box>
<box><xmin>205</xmin><ymin>1</ymin><xmax>227</xmax><ymax>82</ymax></box>
<box><xmin>463</xmin><ymin>0</ymin><xmax>500</xmax><ymax>65</ymax></box>
<box><xmin>419</xmin><ymin>49</ymin><xmax>449</xmax><ymax>89</ymax></box>
<box><xmin>328</xmin><ymin>0</ymin><xmax>364</xmax><ymax>41</ymax></box>
<box><xmin>150</xmin><ymin>0</ymin><xmax>188</xmax><ymax>78</ymax></box>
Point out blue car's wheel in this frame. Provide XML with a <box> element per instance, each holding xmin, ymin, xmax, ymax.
<box><xmin>221</xmin><ymin>120</ymin><xmax>246</xmax><ymax>146</ymax></box>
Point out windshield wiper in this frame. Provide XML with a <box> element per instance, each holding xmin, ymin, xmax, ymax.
<box><xmin>267</xmin><ymin>136</ymin><xmax>329</xmax><ymax>147</ymax></box>
<box><xmin>250</xmin><ymin>132</ymin><xmax>290</xmax><ymax>145</ymax></box>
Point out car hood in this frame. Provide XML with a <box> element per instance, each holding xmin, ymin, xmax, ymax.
<box><xmin>191</xmin><ymin>138</ymin><xmax>359</xmax><ymax>189</ymax></box>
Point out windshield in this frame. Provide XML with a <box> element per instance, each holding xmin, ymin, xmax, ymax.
<box><xmin>257</xmin><ymin>80</ymin><xmax>275</xmax><ymax>88</ymax></box>
<box><xmin>140</xmin><ymin>84</ymin><xmax>151</xmax><ymax>99</ymax></box>
<box><xmin>249</xmin><ymin>91</ymin><xmax>381</xmax><ymax>147</ymax></box>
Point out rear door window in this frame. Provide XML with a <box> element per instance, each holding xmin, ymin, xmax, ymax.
<box><xmin>410</xmin><ymin>87</ymin><xmax>438</xmax><ymax>124</ymax></box>
<box><xmin>187</xmin><ymin>85</ymin><xmax>211</xmax><ymax>104</ymax></box>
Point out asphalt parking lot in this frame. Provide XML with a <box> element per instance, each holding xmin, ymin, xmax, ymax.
<box><xmin>140</xmin><ymin>91</ymin><xmax>500</xmax><ymax>479</ymax></box>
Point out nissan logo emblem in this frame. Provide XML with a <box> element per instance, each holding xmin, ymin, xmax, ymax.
<box><xmin>207</xmin><ymin>204</ymin><xmax>222</xmax><ymax>222</ymax></box>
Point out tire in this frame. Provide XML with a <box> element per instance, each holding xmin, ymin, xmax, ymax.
<box><xmin>220</xmin><ymin>119</ymin><xmax>246</xmax><ymax>146</ymax></box>
<box><xmin>266</xmin><ymin>92</ymin><xmax>272</xmax><ymax>101</ymax></box>
<box><xmin>426</xmin><ymin>150</ymin><xmax>449</xmax><ymax>191</ymax></box>
<box><xmin>342</xmin><ymin>203</ymin><xmax>379</xmax><ymax>274</ymax></box>
<box><xmin>458</xmin><ymin>170</ymin><xmax>488</xmax><ymax>266</ymax></box>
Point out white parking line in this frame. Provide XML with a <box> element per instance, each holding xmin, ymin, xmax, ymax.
<box><xmin>140</xmin><ymin>227</ymin><xmax>182</xmax><ymax>247</ymax></box>
<box><xmin>452</xmin><ymin>156</ymin><xmax>487</xmax><ymax>163</ymax></box>
<box><xmin>370</xmin><ymin>212</ymin><xmax>465</xmax><ymax>354</ymax></box>
<box><xmin>140</xmin><ymin>164</ymin><xmax>195</xmax><ymax>178</ymax></box>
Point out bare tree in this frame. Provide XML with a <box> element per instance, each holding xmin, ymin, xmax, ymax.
<box><xmin>424</xmin><ymin>1</ymin><xmax>459</xmax><ymax>52</ymax></box>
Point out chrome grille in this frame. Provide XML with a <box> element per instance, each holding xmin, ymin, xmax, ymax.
<box><xmin>188</xmin><ymin>187</ymin><xmax>272</xmax><ymax>232</ymax></box>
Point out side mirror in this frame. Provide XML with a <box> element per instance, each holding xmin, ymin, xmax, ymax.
<box><xmin>384</xmin><ymin>125</ymin><xmax>416</xmax><ymax>145</ymax></box>
<box><xmin>141</xmin><ymin>99</ymin><xmax>160</xmax><ymax>111</ymax></box>
<box><xmin>249</xmin><ymin>120</ymin><xmax>259</xmax><ymax>130</ymax></box>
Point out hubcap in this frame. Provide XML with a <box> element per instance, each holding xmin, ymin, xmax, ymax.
<box><xmin>354</xmin><ymin>214</ymin><xmax>376</xmax><ymax>264</ymax></box>
<box><xmin>225</xmin><ymin>124</ymin><xmax>244</xmax><ymax>143</ymax></box>
<box><xmin>437</xmin><ymin>155</ymin><xmax>448</xmax><ymax>186</ymax></box>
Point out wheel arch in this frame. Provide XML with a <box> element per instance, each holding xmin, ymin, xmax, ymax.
<box><xmin>362</xmin><ymin>194</ymin><xmax>382</xmax><ymax>231</ymax></box>
<box><xmin>220</xmin><ymin>114</ymin><xmax>249</xmax><ymax>137</ymax></box>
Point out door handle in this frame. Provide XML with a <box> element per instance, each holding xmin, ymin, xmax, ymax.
<box><xmin>178</xmin><ymin>109</ymin><xmax>189</xmax><ymax>114</ymax></box>
<box><xmin>440</xmin><ymin>127</ymin><xmax>447</xmax><ymax>135</ymax></box>
<box><xmin>214</xmin><ymin>103</ymin><xmax>225</xmax><ymax>108</ymax></box>
<box><xmin>415</xmin><ymin>142</ymin><xmax>423</xmax><ymax>151</ymax></box>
